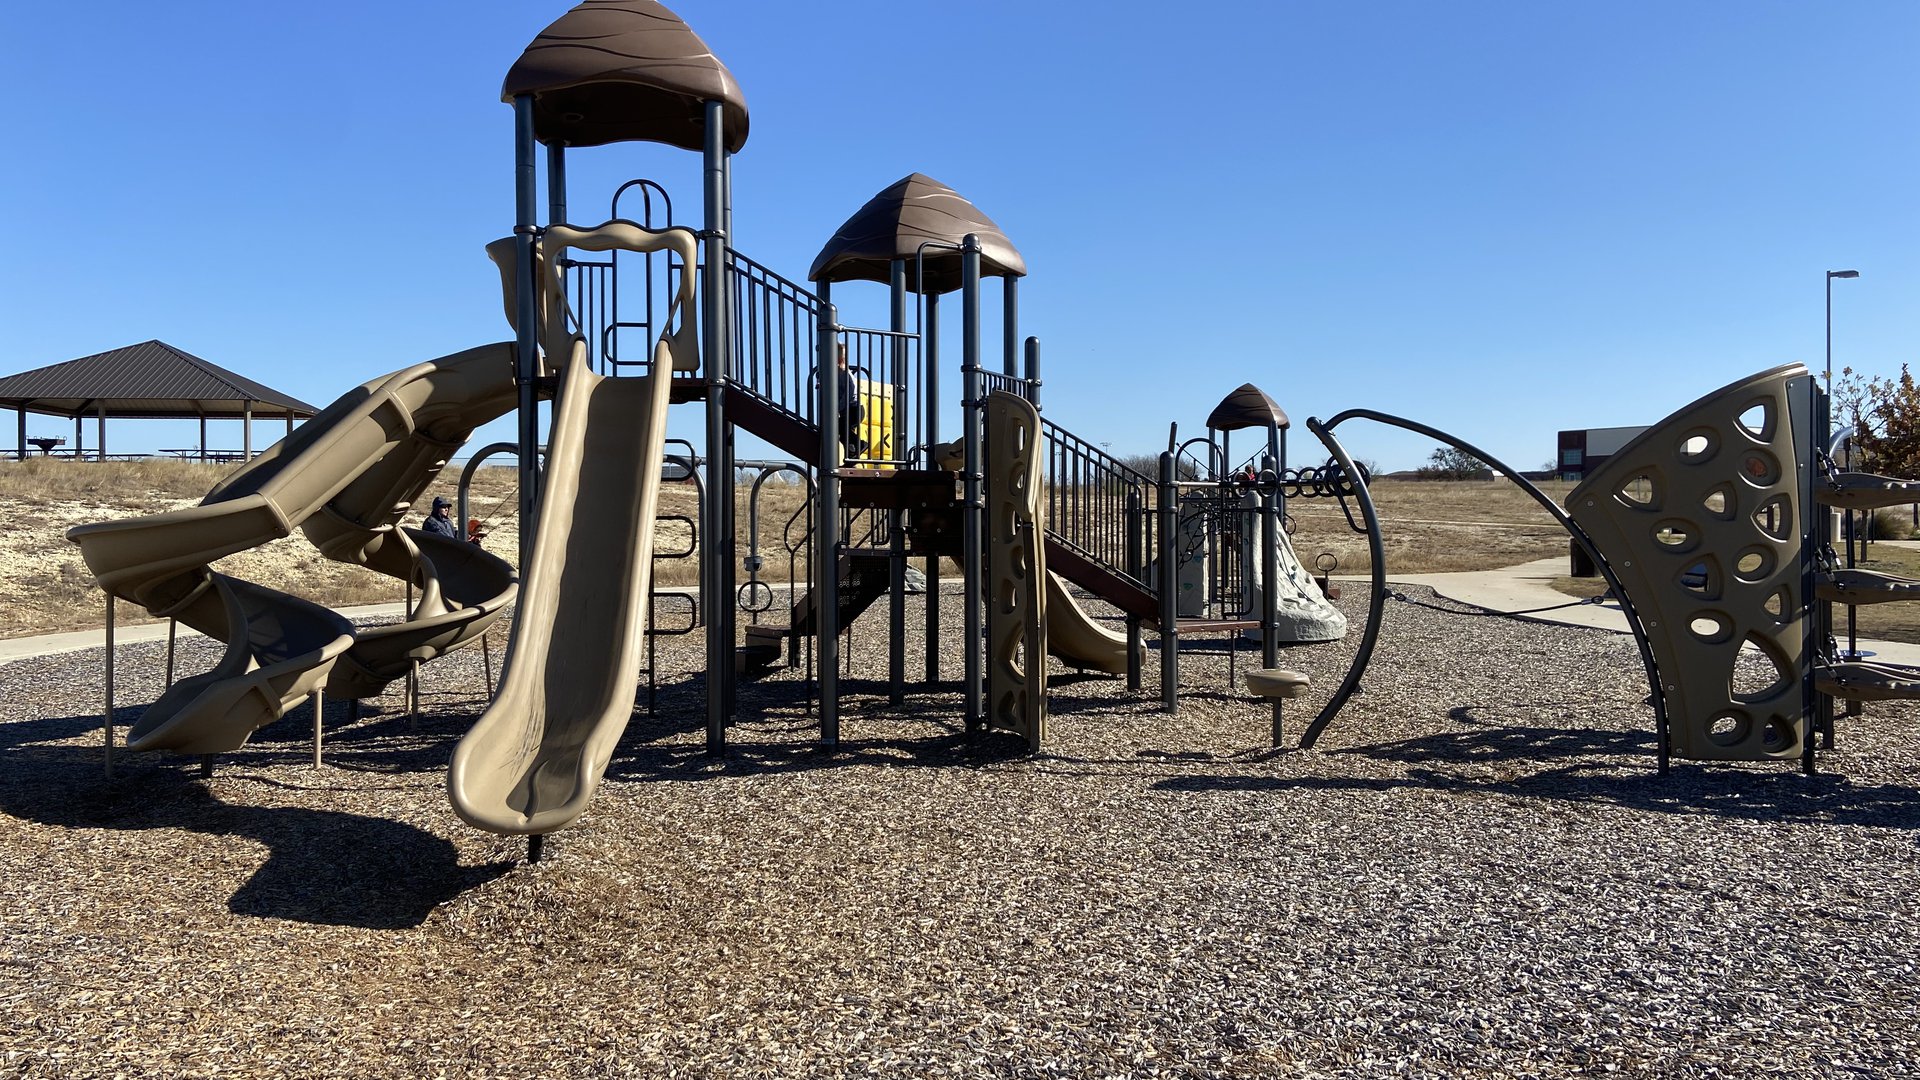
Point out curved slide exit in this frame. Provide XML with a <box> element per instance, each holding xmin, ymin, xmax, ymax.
<box><xmin>1045</xmin><ymin>572</ymin><xmax>1137</xmax><ymax>675</ymax></box>
<box><xmin>447</xmin><ymin>336</ymin><xmax>684</xmax><ymax>836</ymax></box>
<box><xmin>67</xmin><ymin>342</ymin><xmax>523</xmax><ymax>753</ymax></box>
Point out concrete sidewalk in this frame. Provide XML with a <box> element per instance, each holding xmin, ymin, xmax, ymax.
<box><xmin>5</xmin><ymin>562</ymin><xmax>1917</xmax><ymax>667</ymax></box>
<box><xmin>1377</xmin><ymin>556</ymin><xmax>1920</xmax><ymax>666</ymax></box>
<box><xmin>0</xmin><ymin>602</ymin><xmax>410</xmax><ymax>668</ymax></box>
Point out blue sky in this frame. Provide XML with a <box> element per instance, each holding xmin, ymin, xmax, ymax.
<box><xmin>4</xmin><ymin>1</ymin><xmax>1914</xmax><ymax>472</ymax></box>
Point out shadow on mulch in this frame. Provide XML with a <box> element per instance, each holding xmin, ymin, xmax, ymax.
<box><xmin>1152</xmin><ymin>704</ymin><xmax>1920</xmax><ymax>830</ymax></box>
<box><xmin>0</xmin><ymin>708</ymin><xmax>513</xmax><ymax>929</ymax></box>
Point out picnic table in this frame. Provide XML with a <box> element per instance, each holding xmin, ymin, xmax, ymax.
<box><xmin>160</xmin><ymin>448</ymin><xmax>249</xmax><ymax>463</ymax></box>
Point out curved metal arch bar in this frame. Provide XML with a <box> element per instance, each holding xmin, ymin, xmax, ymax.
<box><xmin>1296</xmin><ymin>409</ymin><xmax>1669</xmax><ymax>768</ymax></box>
<box><xmin>1297</xmin><ymin>418</ymin><xmax>1387</xmax><ymax>750</ymax></box>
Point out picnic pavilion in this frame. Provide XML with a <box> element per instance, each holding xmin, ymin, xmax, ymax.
<box><xmin>0</xmin><ymin>340</ymin><xmax>316</xmax><ymax>462</ymax></box>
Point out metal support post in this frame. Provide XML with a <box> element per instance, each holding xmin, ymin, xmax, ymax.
<box><xmin>701</xmin><ymin>99</ymin><xmax>732</xmax><ymax>755</ymax></box>
<box><xmin>1126</xmin><ymin>488</ymin><xmax>1143</xmax><ymax>692</ymax></box>
<box><xmin>546</xmin><ymin>143</ymin><xmax>567</xmax><ymax>227</ymax></box>
<box><xmin>1263</xmin><ymin>432</ymin><xmax>1281</xmax><ymax>671</ymax></box>
<box><xmin>817</xmin><ymin>307</ymin><xmax>842</xmax><ymax>745</ymax></box>
<box><xmin>1024</xmin><ymin>336</ymin><xmax>1041</xmax><ymax>412</ymax></box>
<box><xmin>923</xmin><ymin>291</ymin><xmax>942</xmax><ymax>686</ymax></box>
<box><xmin>1159</xmin><ymin>451</ymin><xmax>1179</xmax><ymax>711</ymax></box>
<box><xmin>102</xmin><ymin>591</ymin><xmax>115</xmax><ymax>778</ymax></box>
<box><xmin>511</xmin><ymin>96</ymin><xmax>543</xmax><ymax>564</ymax></box>
<box><xmin>888</xmin><ymin>259</ymin><xmax>908</xmax><ymax>703</ymax></box>
<box><xmin>1003</xmin><ymin>275</ymin><xmax>1019</xmax><ymax>377</ymax></box>
<box><xmin>165</xmin><ymin>618</ymin><xmax>178</xmax><ymax>688</ymax></box>
<box><xmin>311</xmin><ymin>689</ymin><xmax>325</xmax><ymax>768</ymax></box>
<box><xmin>961</xmin><ymin>235</ymin><xmax>985</xmax><ymax>732</ymax></box>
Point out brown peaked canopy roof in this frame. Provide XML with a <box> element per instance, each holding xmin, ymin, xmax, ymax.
<box><xmin>503</xmin><ymin>0</ymin><xmax>749</xmax><ymax>152</ymax></box>
<box><xmin>808</xmin><ymin>173</ymin><xmax>1026</xmax><ymax>295</ymax></box>
<box><xmin>0</xmin><ymin>340</ymin><xmax>316</xmax><ymax>419</ymax></box>
<box><xmin>1205</xmin><ymin>383</ymin><xmax>1289</xmax><ymax>431</ymax></box>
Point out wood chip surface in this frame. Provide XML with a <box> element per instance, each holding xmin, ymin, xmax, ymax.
<box><xmin>2</xmin><ymin>585</ymin><xmax>1916</xmax><ymax>1078</ymax></box>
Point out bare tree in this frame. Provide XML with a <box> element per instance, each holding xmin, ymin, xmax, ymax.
<box><xmin>1415</xmin><ymin>446</ymin><xmax>1489</xmax><ymax>481</ymax></box>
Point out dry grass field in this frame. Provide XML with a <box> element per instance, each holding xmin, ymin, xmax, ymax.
<box><xmin>0</xmin><ymin>459</ymin><xmax>1565</xmax><ymax>641</ymax></box>
<box><xmin>0</xmin><ymin>458</ymin><xmax>800</xmax><ymax>639</ymax></box>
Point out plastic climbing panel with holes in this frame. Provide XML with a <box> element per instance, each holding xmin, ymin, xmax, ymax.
<box><xmin>1567</xmin><ymin>364</ymin><xmax>1815</xmax><ymax>761</ymax></box>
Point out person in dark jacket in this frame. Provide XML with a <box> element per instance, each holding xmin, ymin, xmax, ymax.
<box><xmin>422</xmin><ymin>495</ymin><xmax>460</xmax><ymax>539</ymax></box>
<box><xmin>836</xmin><ymin>344</ymin><xmax>865</xmax><ymax>459</ymax></box>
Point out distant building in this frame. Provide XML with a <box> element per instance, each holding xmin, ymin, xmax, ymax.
<box><xmin>1557</xmin><ymin>426</ymin><xmax>1648</xmax><ymax>482</ymax></box>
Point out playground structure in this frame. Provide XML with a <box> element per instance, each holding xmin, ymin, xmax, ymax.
<box><xmin>62</xmin><ymin>1</ymin><xmax>1920</xmax><ymax>855</ymax></box>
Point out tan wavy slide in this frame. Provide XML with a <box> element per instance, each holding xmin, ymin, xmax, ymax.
<box><xmin>67</xmin><ymin>342</ymin><xmax>523</xmax><ymax>754</ymax></box>
<box><xmin>447</xmin><ymin>334</ymin><xmax>686</xmax><ymax>835</ymax></box>
<box><xmin>1045</xmin><ymin>571</ymin><xmax>1138</xmax><ymax>676</ymax></box>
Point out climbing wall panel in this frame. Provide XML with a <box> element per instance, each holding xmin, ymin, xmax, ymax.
<box><xmin>985</xmin><ymin>392</ymin><xmax>1047</xmax><ymax>749</ymax></box>
<box><xmin>1567</xmin><ymin>364</ymin><xmax>1814</xmax><ymax>761</ymax></box>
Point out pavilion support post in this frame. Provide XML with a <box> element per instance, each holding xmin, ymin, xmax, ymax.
<box><xmin>199</xmin><ymin>414</ymin><xmax>207</xmax><ymax>460</ymax></box>
<box><xmin>242</xmin><ymin>401</ymin><xmax>253</xmax><ymax>460</ymax></box>
<box><xmin>15</xmin><ymin>408</ymin><xmax>23</xmax><ymax>461</ymax></box>
<box><xmin>97</xmin><ymin>402</ymin><xmax>107</xmax><ymax>461</ymax></box>
<box><xmin>74</xmin><ymin>415</ymin><xmax>82</xmax><ymax>459</ymax></box>
<box><xmin>285</xmin><ymin>413</ymin><xmax>294</xmax><ymax>439</ymax></box>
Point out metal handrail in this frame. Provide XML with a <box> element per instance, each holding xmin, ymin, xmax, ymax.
<box><xmin>1040</xmin><ymin>417</ymin><xmax>1156</xmax><ymax>591</ymax></box>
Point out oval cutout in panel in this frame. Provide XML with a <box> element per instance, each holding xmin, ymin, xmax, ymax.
<box><xmin>1678</xmin><ymin>429</ymin><xmax>1718</xmax><ymax>463</ymax></box>
<box><xmin>1707</xmin><ymin>710</ymin><xmax>1753</xmax><ymax>748</ymax></box>
<box><xmin>1740</xmin><ymin>450</ymin><xmax>1781</xmax><ymax>487</ymax></box>
<box><xmin>1689</xmin><ymin>612</ymin><xmax>1733</xmax><ymax>643</ymax></box>
<box><xmin>1762</xmin><ymin>717</ymin><xmax>1798</xmax><ymax>754</ymax></box>
<box><xmin>1653</xmin><ymin>520</ymin><xmax>1699</xmax><ymax>552</ymax></box>
<box><xmin>1734</xmin><ymin>547</ymin><xmax>1776</xmax><ymax>583</ymax></box>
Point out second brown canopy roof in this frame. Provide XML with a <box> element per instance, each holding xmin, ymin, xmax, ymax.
<box><xmin>809</xmin><ymin>173</ymin><xmax>1025</xmax><ymax>295</ymax></box>
<box><xmin>1205</xmin><ymin>383</ymin><xmax>1289</xmax><ymax>431</ymax></box>
<box><xmin>502</xmin><ymin>0</ymin><xmax>749</xmax><ymax>152</ymax></box>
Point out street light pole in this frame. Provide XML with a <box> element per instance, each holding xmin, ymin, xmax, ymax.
<box><xmin>1826</xmin><ymin>268</ymin><xmax>1861</xmax><ymax>662</ymax></box>
<box><xmin>1826</xmin><ymin>269</ymin><xmax>1859</xmax><ymax>396</ymax></box>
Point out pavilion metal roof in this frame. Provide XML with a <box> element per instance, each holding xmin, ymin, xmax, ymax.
<box><xmin>0</xmin><ymin>340</ymin><xmax>318</xmax><ymax>419</ymax></box>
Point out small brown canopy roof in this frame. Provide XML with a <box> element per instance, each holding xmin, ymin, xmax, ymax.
<box><xmin>0</xmin><ymin>340</ymin><xmax>316</xmax><ymax>420</ymax></box>
<box><xmin>1205</xmin><ymin>383</ymin><xmax>1289</xmax><ymax>431</ymax></box>
<box><xmin>503</xmin><ymin>0</ymin><xmax>749</xmax><ymax>153</ymax></box>
<box><xmin>808</xmin><ymin>173</ymin><xmax>1026</xmax><ymax>295</ymax></box>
